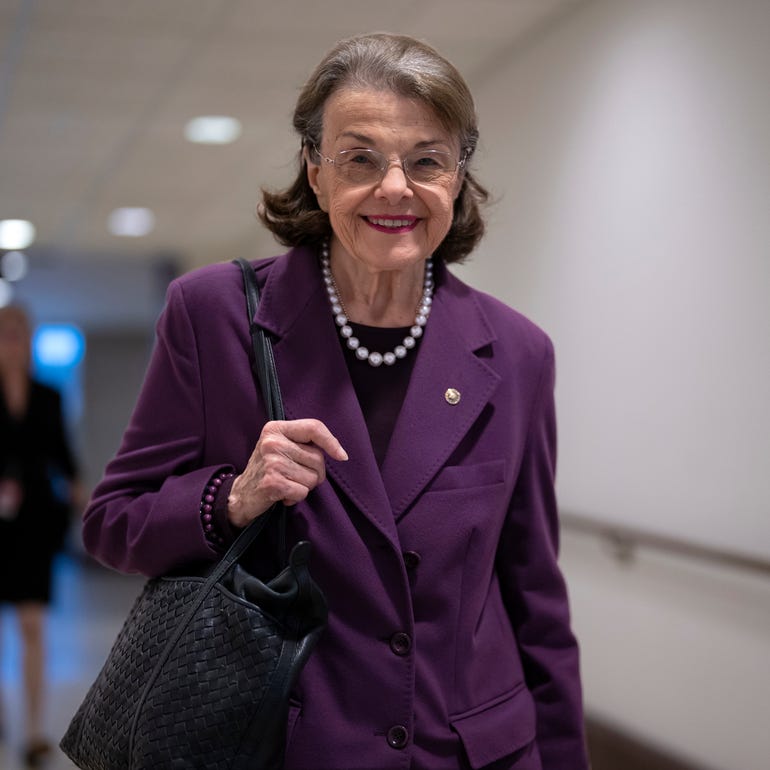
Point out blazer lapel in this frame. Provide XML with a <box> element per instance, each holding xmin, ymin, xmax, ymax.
<box><xmin>254</xmin><ymin>247</ymin><xmax>399</xmax><ymax>546</ymax></box>
<box><xmin>381</xmin><ymin>269</ymin><xmax>501</xmax><ymax>520</ymax></box>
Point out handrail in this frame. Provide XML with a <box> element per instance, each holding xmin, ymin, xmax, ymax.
<box><xmin>560</xmin><ymin>510</ymin><xmax>770</xmax><ymax>578</ymax></box>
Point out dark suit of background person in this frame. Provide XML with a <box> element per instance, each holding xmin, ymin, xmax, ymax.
<box><xmin>80</xmin><ymin>33</ymin><xmax>589</xmax><ymax>770</ymax></box>
<box><xmin>0</xmin><ymin>304</ymin><xmax>81</xmax><ymax>767</ymax></box>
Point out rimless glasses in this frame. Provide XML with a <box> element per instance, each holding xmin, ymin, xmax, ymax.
<box><xmin>311</xmin><ymin>145</ymin><xmax>466</xmax><ymax>187</ymax></box>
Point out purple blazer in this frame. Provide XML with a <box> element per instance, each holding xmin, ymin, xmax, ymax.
<box><xmin>83</xmin><ymin>246</ymin><xmax>588</xmax><ymax>769</ymax></box>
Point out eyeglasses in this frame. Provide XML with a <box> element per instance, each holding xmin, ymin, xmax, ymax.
<box><xmin>311</xmin><ymin>145</ymin><xmax>466</xmax><ymax>187</ymax></box>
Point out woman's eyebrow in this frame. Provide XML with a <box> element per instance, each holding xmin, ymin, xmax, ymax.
<box><xmin>337</xmin><ymin>131</ymin><xmax>375</xmax><ymax>144</ymax></box>
<box><xmin>337</xmin><ymin>132</ymin><xmax>451</xmax><ymax>150</ymax></box>
<box><xmin>413</xmin><ymin>139</ymin><xmax>451</xmax><ymax>149</ymax></box>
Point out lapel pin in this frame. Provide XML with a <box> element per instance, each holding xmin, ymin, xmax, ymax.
<box><xmin>444</xmin><ymin>388</ymin><xmax>461</xmax><ymax>405</ymax></box>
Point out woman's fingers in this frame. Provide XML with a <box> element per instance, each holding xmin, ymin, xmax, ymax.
<box><xmin>259</xmin><ymin>419</ymin><xmax>347</xmax><ymax>497</ymax></box>
<box><xmin>266</xmin><ymin>419</ymin><xmax>349</xmax><ymax>462</ymax></box>
<box><xmin>258</xmin><ymin>447</ymin><xmax>325</xmax><ymax>498</ymax></box>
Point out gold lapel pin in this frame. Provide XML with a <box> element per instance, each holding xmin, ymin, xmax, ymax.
<box><xmin>444</xmin><ymin>388</ymin><xmax>461</xmax><ymax>405</ymax></box>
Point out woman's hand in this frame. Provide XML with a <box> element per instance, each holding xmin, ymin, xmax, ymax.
<box><xmin>227</xmin><ymin>419</ymin><xmax>348</xmax><ymax>528</ymax></box>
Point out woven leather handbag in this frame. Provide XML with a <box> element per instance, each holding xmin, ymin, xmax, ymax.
<box><xmin>60</xmin><ymin>259</ymin><xmax>328</xmax><ymax>770</ymax></box>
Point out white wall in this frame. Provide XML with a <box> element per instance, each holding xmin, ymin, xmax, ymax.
<box><xmin>561</xmin><ymin>528</ymin><xmax>769</xmax><ymax>770</ymax></box>
<box><xmin>457</xmin><ymin>1</ymin><xmax>770</xmax><ymax>768</ymax></box>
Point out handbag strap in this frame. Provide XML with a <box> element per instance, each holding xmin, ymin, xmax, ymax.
<box><xmin>233</xmin><ymin>257</ymin><xmax>287</xmax><ymax>561</ymax></box>
<box><xmin>235</xmin><ymin>258</ymin><xmax>285</xmax><ymax>423</ymax></box>
<box><xmin>196</xmin><ymin>261</ymin><xmax>289</xmax><ymax>582</ymax></box>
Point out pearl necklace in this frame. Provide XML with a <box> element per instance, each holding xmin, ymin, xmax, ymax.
<box><xmin>320</xmin><ymin>241</ymin><xmax>434</xmax><ymax>367</ymax></box>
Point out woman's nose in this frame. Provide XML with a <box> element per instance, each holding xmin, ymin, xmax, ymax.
<box><xmin>375</xmin><ymin>162</ymin><xmax>413</xmax><ymax>203</ymax></box>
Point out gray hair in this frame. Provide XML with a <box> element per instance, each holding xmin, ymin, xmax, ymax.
<box><xmin>296</xmin><ymin>33</ymin><xmax>480</xmax><ymax>158</ymax></box>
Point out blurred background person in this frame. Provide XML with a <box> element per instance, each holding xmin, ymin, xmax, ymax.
<box><xmin>0</xmin><ymin>304</ymin><xmax>84</xmax><ymax>768</ymax></box>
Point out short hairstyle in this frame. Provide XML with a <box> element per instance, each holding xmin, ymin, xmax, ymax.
<box><xmin>258</xmin><ymin>33</ymin><xmax>488</xmax><ymax>264</ymax></box>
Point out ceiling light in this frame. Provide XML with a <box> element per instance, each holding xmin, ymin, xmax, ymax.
<box><xmin>1</xmin><ymin>250</ymin><xmax>29</xmax><ymax>281</ymax></box>
<box><xmin>184</xmin><ymin>116</ymin><xmax>242</xmax><ymax>144</ymax></box>
<box><xmin>0</xmin><ymin>219</ymin><xmax>36</xmax><ymax>250</ymax></box>
<box><xmin>108</xmin><ymin>207</ymin><xmax>155</xmax><ymax>237</ymax></box>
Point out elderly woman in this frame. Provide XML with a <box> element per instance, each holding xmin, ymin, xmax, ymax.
<box><xmin>82</xmin><ymin>33</ymin><xmax>588</xmax><ymax>769</ymax></box>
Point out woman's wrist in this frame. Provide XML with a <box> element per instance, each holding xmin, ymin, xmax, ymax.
<box><xmin>225</xmin><ymin>475</ymin><xmax>252</xmax><ymax>529</ymax></box>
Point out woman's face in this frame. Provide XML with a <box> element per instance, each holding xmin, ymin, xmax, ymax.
<box><xmin>307</xmin><ymin>88</ymin><xmax>463</xmax><ymax>274</ymax></box>
<box><xmin>0</xmin><ymin>308</ymin><xmax>30</xmax><ymax>372</ymax></box>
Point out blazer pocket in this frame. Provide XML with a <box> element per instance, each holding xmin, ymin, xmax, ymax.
<box><xmin>450</xmin><ymin>685</ymin><xmax>539</xmax><ymax>769</ymax></box>
<box><xmin>427</xmin><ymin>459</ymin><xmax>506</xmax><ymax>493</ymax></box>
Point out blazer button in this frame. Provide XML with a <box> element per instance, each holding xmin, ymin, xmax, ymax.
<box><xmin>389</xmin><ymin>632</ymin><xmax>412</xmax><ymax>656</ymax></box>
<box><xmin>403</xmin><ymin>551</ymin><xmax>421</xmax><ymax>570</ymax></box>
<box><xmin>386</xmin><ymin>725</ymin><xmax>409</xmax><ymax>749</ymax></box>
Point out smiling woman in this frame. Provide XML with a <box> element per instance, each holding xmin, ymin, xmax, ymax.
<box><xmin>259</xmin><ymin>34</ymin><xmax>488</xmax><ymax>266</ymax></box>
<box><xmin>79</xmin><ymin>32</ymin><xmax>589</xmax><ymax>770</ymax></box>
<box><xmin>304</xmin><ymin>89</ymin><xmax>461</xmax><ymax>313</ymax></box>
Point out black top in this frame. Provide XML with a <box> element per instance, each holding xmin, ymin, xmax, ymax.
<box><xmin>0</xmin><ymin>379</ymin><xmax>78</xmax><ymax>553</ymax></box>
<box><xmin>341</xmin><ymin>323</ymin><xmax>418</xmax><ymax>467</ymax></box>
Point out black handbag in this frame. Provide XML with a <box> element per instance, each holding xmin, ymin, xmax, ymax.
<box><xmin>60</xmin><ymin>258</ymin><xmax>328</xmax><ymax>770</ymax></box>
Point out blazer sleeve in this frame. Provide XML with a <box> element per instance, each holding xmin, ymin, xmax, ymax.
<box><xmin>82</xmin><ymin>279</ymin><xmax>231</xmax><ymax>576</ymax></box>
<box><xmin>496</xmin><ymin>337</ymin><xmax>589</xmax><ymax>768</ymax></box>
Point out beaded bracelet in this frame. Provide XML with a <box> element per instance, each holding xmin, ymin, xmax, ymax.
<box><xmin>200</xmin><ymin>470</ymin><xmax>234</xmax><ymax>547</ymax></box>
